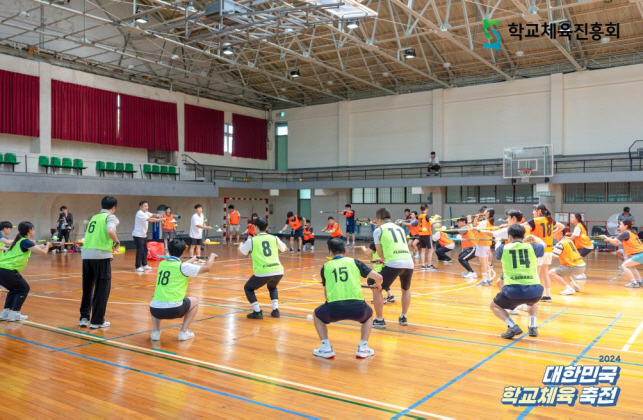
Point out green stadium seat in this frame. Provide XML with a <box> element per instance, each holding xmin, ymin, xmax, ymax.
<box><xmin>39</xmin><ymin>156</ymin><xmax>51</xmax><ymax>173</ymax></box>
<box><xmin>115</xmin><ymin>162</ymin><xmax>124</xmax><ymax>172</ymax></box>
<box><xmin>161</xmin><ymin>166</ymin><xmax>169</xmax><ymax>176</ymax></box>
<box><xmin>152</xmin><ymin>165</ymin><xmax>160</xmax><ymax>174</ymax></box>
<box><xmin>96</xmin><ymin>161</ymin><xmax>106</xmax><ymax>177</ymax></box>
<box><xmin>168</xmin><ymin>166</ymin><xmax>179</xmax><ymax>180</ymax></box>
<box><xmin>51</xmin><ymin>157</ymin><xmax>62</xmax><ymax>168</ymax></box>
<box><xmin>73</xmin><ymin>159</ymin><xmax>87</xmax><ymax>176</ymax></box>
<box><xmin>3</xmin><ymin>153</ymin><xmax>19</xmax><ymax>172</ymax></box>
<box><xmin>62</xmin><ymin>158</ymin><xmax>73</xmax><ymax>168</ymax></box>
<box><xmin>0</xmin><ymin>153</ymin><xmax>3</xmax><ymax>164</ymax></box>
<box><xmin>143</xmin><ymin>164</ymin><xmax>152</xmax><ymax>179</ymax></box>
<box><xmin>124</xmin><ymin>163</ymin><xmax>138</xmax><ymax>178</ymax></box>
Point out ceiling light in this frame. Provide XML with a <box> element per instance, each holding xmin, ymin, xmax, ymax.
<box><xmin>171</xmin><ymin>54</ymin><xmax>179</xmax><ymax>60</ymax></box>
<box><xmin>127</xmin><ymin>64</ymin><xmax>134</xmax><ymax>69</ymax></box>
<box><xmin>281</xmin><ymin>87</ymin><xmax>287</xmax><ymax>92</ymax></box>
<box><xmin>346</xmin><ymin>20</ymin><xmax>359</xmax><ymax>29</ymax></box>
<box><xmin>136</xmin><ymin>15</ymin><xmax>148</xmax><ymax>24</ymax></box>
<box><xmin>222</xmin><ymin>46</ymin><xmax>234</xmax><ymax>55</ymax></box>
<box><xmin>290</xmin><ymin>69</ymin><xmax>300</xmax><ymax>78</ymax></box>
<box><xmin>439</xmin><ymin>24</ymin><xmax>451</xmax><ymax>32</ymax></box>
<box><xmin>382</xmin><ymin>71</ymin><xmax>389</xmax><ymax>77</ymax></box>
<box><xmin>19</xmin><ymin>11</ymin><xmax>30</xmax><ymax>18</ymax></box>
<box><xmin>515</xmin><ymin>50</ymin><xmax>524</xmax><ymax>56</ymax></box>
<box><xmin>200</xmin><ymin>71</ymin><xmax>208</xmax><ymax>77</ymax></box>
<box><xmin>601</xmin><ymin>36</ymin><xmax>611</xmax><ymax>44</ymax></box>
<box><xmin>404</xmin><ymin>49</ymin><xmax>416</xmax><ymax>59</ymax></box>
<box><xmin>443</xmin><ymin>62</ymin><xmax>451</xmax><ymax>68</ymax></box>
<box><xmin>327</xmin><ymin>80</ymin><xmax>334</xmax><ymax>85</ymax></box>
<box><xmin>527</xmin><ymin>5</ymin><xmax>539</xmax><ymax>14</ymax></box>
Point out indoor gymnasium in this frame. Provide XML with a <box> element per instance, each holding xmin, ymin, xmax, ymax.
<box><xmin>1</xmin><ymin>0</ymin><xmax>643</xmax><ymax>418</ymax></box>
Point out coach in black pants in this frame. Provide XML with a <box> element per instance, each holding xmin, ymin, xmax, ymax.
<box><xmin>80</xmin><ymin>196</ymin><xmax>120</xmax><ymax>329</ymax></box>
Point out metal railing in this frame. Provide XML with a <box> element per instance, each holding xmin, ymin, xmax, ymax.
<box><xmin>181</xmin><ymin>154</ymin><xmax>206</xmax><ymax>181</ymax></box>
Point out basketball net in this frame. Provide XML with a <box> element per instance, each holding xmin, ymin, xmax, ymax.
<box><xmin>518</xmin><ymin>168</ymin><xmax>531</xmax><ymax>183</ymax></box>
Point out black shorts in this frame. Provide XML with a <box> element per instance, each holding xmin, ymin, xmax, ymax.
<box><xmin>408</xmin><ymin>236</ymin><xmax>419</xmax><ymax>241</ymax></box>
<box><xmin>418</xmin><ymin>236</ymin><xmax>432</xmax><ymax>249</ymax></box>
<box><xmin>346</xmin><ymin>224</ymin><xmax>356</xmax><ymax>234</ymax></box>
<box><xmin>150</xmin><ymin>298</ymin><xmax>191</xmax><ymax>320</ymax></box>
<box><xmin>189</xmin><ymin>238</ymin><xmax>203</xmax><ymax>246</ymax></box>
<box><xmin>291</xmin><ymin>229</ymin><xmax>303</xmax><ymax>238</ymax></box>
<box><xmin>493</xmin><ymin>285</ymin><xmax>544</xmax><ymax>310</ymax></box>
<box><xmin>314</xmin><ymin>300</ymin><xmax>373</xmax><ymax>324</ymax></box>
<box><xmin>579</xmin><ymin>248</ymin><xmax>593</xmax><ymax>258</ymax></box>
<box><xmin>369</xmin><ymin>266</ymin><xmax>413</xmax><ymax>291</ymax></box>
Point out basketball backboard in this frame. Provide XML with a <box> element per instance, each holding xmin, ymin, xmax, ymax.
<box><xmin>503</xmin><ymin>144</ymin><xmax>554</xmax><ymax>180</ymax></box>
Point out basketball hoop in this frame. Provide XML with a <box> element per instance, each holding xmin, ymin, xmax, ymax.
<box><xmin>518</xmin><ymin>168</ymin><xmax>532</xmax><ymax>183</ymax></box>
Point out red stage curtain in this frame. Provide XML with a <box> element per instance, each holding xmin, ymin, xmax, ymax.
<box><xmin>232</xmin><ymin>113</ymin><xmax>267</xmax><ymax>160</ymax></box>
<box><xmin>51</xmin><ymin>80</ymin><xmax>117</xmax><ymax>144</ymax></box>
<box><xmin>184</xmin><ymin>104</ymin><xmax>224</xmax><ymax>155</ymax></box>
<box><xmin>118</xmin><ymin>94</ymin><xmax>178</xmax><ymax>151</ymax></box>
<box><xmin>0</xmin><ymin>69</ymin><xmax>39</xmax><ymax>137</ymax></box>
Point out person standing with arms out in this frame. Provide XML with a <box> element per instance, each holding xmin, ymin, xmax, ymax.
<box><xmin>417</xmin><ymin>204</ymin><xmax>437</xmax><ymax>271</ymax></box>
<box><xmin>614</xmin><ymin>207</ymin><xmax>635</xmax><ymax>275</ymax></box>
<box><xmin>370</xmin><ymin>208</ymin><xmax>414</xmax><ymax>329</ymax></box>
<box><xmin>313</xmin><ymin>238</ymin><xmax>383</xmax><ymax>359</ymax></box>
<box><xmin>189</xmin><ymin>204</ymin><xmax>213</xmax><ymax>260</ymax></box>
<box><xmin>57</xmin><ymin>206</ymin><xmax>74</xmax><ymax>252</ymax></box>
<box><xmin>79</xmin><ymin>196</ymin><xmax>119</xmax><ymax>329</ymax></box>
<box><xmin>226</xmin><ymin>205</ymin><xmax>241</xmax><ymax>245</ymax></box>
<box><xmin>490</xmin><ymin>224</ymin><xmax>544</xmax><ymax>339</ymax></box>
<box><xmin>526</xmin><ymin>204</ymin><xmax>565</xmax><ymax>302</ymax></box>
<box><xmin>569</xmin><ymin>213</ymin><xmax>593</xmax><ymax>280</ymax></box>
<box><xmin>150</xmin><ymin>240</ymin><xmax>217</xmax><ymax>342</ymax></box>
<box><xmin>302</xmin><ymin>220</ymin><xmax>315</xmax><ymax>252</ymax></box>
<box><xmin>337</xmin><ymin>204</ymin><xmax>356</xmax><ymax>246</ymax></box>
<box><xmin>279</xmin><ymin>212</ymin><xmax>305</xmax><ymax>253</ymax></box>
<box><xmin>162</xmin><ymin>207</ymin><xmax>177</xmax><ymax>256</ymax></box>
<box><xmin>0</xmin><ymin>221</ymin><xmax>14</xmax><ymax>251</ymax></box>
<box><xmin>601</xmin><ymin>220</ymin><xmax>643</xmax><ymax>288</ymax></box>
<box><xmin>0</xmin><ymin>222</ymin><xmax>51</xmax><ymax>322</ymax></box>
<box><xmin>322</xmin><ymin>216</ymin><xmax>344</xmax><ymax>244</ymax></box>
<box><xmin>132</xmin><ymin>201</ymin><xmax>164</xmax><ymax>274</ymax></box>
<box><xmin>238</xmin><ymin>217</ymin><xmax>288</xmax><ymax>319</ymax></box>
<box><xmin>550</xmin><ymin>229</ymin><xmax>585</xmax><ymax>296</ymax></box>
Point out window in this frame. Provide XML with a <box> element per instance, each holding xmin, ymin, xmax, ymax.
<box><xmin>352</xmin><ymin>188</ymin><xmax>364</xmax><ymax>204</ymax></box>
<box><xmin>276</xmin><ymin>124</ymin><xmax>288</xmax><ymax>136</ymax></box>
<box><xmin>497</xmin><ymin>185</ymin><xmax>514</xmax><ymax>203</ymax></box>
<box><xmin>631</xmin><ymin>183</ymin><xmax>643</xmax><ymax>202</ymax></box>
<box><xmin>352</xmin><ymin>188</ymin><xmax>432</xmax><ymax>204</ymax></box>
<box><xmin>446</xmin><ymin>186</ymin><xmax>461</xmax><ymax>204</ymax></box>
<box><xmin>447</xmin><ymin>185</ymin><xmax>536</xmax><ymax>204</ymax></box>
<box><xmin>463</xmin><ymin>186</ymin><xmax>478</xmax><ymax>203</ymax></box>
<box><xmin>224</xmin><ymin>123</ymin><xmax>233</xmax><ymax>154</ymax></box>
<box><xmin>565</xmin><ymin>183</ymin><xmax>643</xmax><ymax>203</ymax></box>
<box><xmin>515</xmin><ymin>184</ymin><xmax>536</xmax><ymax>203</ymax></box>
<box><xmin>585</xmin><ymin>183</ymin><xmax>605</xmax><ymax>202</ymax></box>
<box><xmin>479</xmin><ymin>186</ymin><xmax>497</xmax><ymax>204</ymax></box>
<box><xmin>391</xmin><ymin>187</ymin><xmax>405</xmax><ymax>203</ymax></box>
<box><xmin>564</xmin><ymin>184</ymin><xmax>585</xmax><ymax>203</ymax></box>
<box><xmin>378</xmin><ymin>188</ymin><xmax>391</xmax><ymax>204</ymax></box>
<box><xmin>406</xmin><ymin>189</ymin><xmax>421</xmax><ymax>204</ymax></box>
<box><xmin>608</xmin><ymin>183</ymin><xmax>629</xmax><ymax>202</ymax></box>
<box><xmin>364</xmin><ymin>188</ymin><xmax>377</xmax><ymax>204</ymax></box>
<box><xmin>299</xmin><ymin>189</ymin><xmax>311</xmax><ymax>199</ymax></box>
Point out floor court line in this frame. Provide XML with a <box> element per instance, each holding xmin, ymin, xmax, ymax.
<box><xmin>622</xmin><ymin>319</ymin><xmax>643</xmax><ymax>351</ymax></box>
<box><xmin>0</xmin><ymin>331</ymin><xmax>317</xmax><ymax>419</ymax></box>
<box><xmin>16</xmin><ymin>320</ymin><xmax>450</xmax><ymax>419</ymax></box>
<box><xmin>392</xmin><ymin>309</ymin><xmax>569</xmax><ymax>419</ymax></box>
<box><xmin>516</xmin><ymin>313</ymin><xmax>623</xmax><ymax>419</ymax></box>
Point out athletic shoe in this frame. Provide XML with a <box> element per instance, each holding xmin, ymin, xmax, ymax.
<box><xmin>506</xmin><ymin>308</ymin><xmax>519</xmax><ymax>315</ymax></box>
<box><xmin>501</xmin><ymin>324</ymin><xmax>523</xmax><ymax>339</ymax></box>
<box><xmin>625</xmin><ymin>281</ymin><xmax>640</xmax><ymax>288</ymax></box>
<box><xmin>385</xmin><ymin>295</ymin><xmax>396</xmax><ymax>303</ymax></box>
<box><xmin>0</xmin><ymin>309</ymin><xmax>9</xmax><ymax>321</ymax></box>
<box><xmin>516</xmin><ymin>304</ymin><xmax>529</xmax><ymax>312</ymax></box>
<box><xmin>151</xmin><ymin>330</ymin><xmax>161</xmax><ymax>341</ymax></box>
<box><xmin>572</xmin><ymin>284</ymin><xmax>582</xmax><ymax>292</ymax></box>
<box><xmin>573</xmin><ymin>273</ymin><xmax>587</xmax><ymax>280</ymax></box>
<box><xmin>528</xmin><ymin>327</ymin><xmax>538</xmax><ymax>337</ymax></box>
<box><xmin>143</xmin><ymin>265</ymin><xmax>153</xmax><ymax>271</ymax></box>
<box><xmin>465</xmin><ymin>272</ymin><xmax>478</xmax><ymax>279</ymax></box>
<box><xmin>373</xmin><ymin>319</ymin><xmax>386</xmax><ymax>329</ymax></box>
<box><xmin>90</xmin><ymin>321</ymin><xmax>111</xmax><ymax>329</ymax></box>
<box><xmin>560</xmin><ymin>285</ymin><xmax>576</xmax><ymax>295</ymax></box>
<box><xmin>289</xmin><ymin>248</ymin><xmax>294</xmax><ymax>253</ymax></box>
<box><xmin>420</xmin><ymin>265</ymin><xmax>427</xmax><ymax>271</ymax></box>
<box><xmin>311</xmin><ymin>246</ymin><xmax>315</xmax><ymax>251</ymax></box>
<box><xmin>441</xmin><ymin>260</ymin><xmax>453</xmax><ymax>264</ymax></box>
<box><xmin>426</xmin><ymin>265</ymin><xmax>438</xmax><ymax>271</ymax></box>
<box><xmin>178</xmin><ymin>330</ymin><xmax>195</xmax><ymax>341</ymax></box>
<box><xmin>297</xmin><ymin>249</ymin><xmax>301</xmax><ymax>253</ymax></box>
<box><xmin>135</xmin><ymin>267</ymin><xmax>145</xmax><ymax>273</ymax></box>
<box><xmin>313</xmin><ymin>346</ymin><xmax>335</xmax><ymax>359</ymax></box>
<box><xmin>475</xmin><ymin>279</ymin><xmax>491</xmax><ymax>286</ymax></box>
<box><xmin>247</xmin><ymin>310</ymin><xmax>264</xmax><ymax>319</ymax></box>
<box><xmin>356</xmin><ymin>345</ymin><xmax>375</xmax><ymax>359</ymax></box>
<box><xmin>78</xmin><ymin>318</ymin><xmax>89</xmax><ymax>327</ymax></box>
<box><xmin>461</xmin><ymin>270</ymin><xmax>470</xmax><ymax>277</ymax></box>
<box><xmin>398</xmin><ymin>315</ymin><xmax>408</xmax><ymax>326</ymax></box>
<box><xmin>6</xmin><ymin>312</ymin><xmax>27</xmax><ymax>322</ymax></box>
<box><xmin>271</xmin><ymin>309</ymin><xmax>280</xmax><ymax>318</ymax></box>
<box><xmin>540</xmin><ymin>296</ymin><xmax>552</xmax><ymax>303</ymax></box>
<box><xmin>414</xmin><ymin>253</ymin><xmax>420</xmax><ymax>259</ymax></box>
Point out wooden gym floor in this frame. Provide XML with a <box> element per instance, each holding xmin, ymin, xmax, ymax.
<box><xmin>1</xmin><ymin>245</ymin><xmax>642</xmax><ymax>419</ymax></box>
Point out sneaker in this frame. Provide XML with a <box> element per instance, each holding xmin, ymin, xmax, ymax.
<box><xmin>461</xmin><ymin>270</ymin><xmax>470</xmax><ymax>277</ymax></box>
<box><xmin>528</xmin><ymin>327</ymin><xmax>538</xmax><ymax>337</ymax></box>
<box><xmin>373</xmin><ymin>319</ymin><xmax>386</xmax><ymax>329</ymax></box>
<box><xmin>297</xmin><ymin>249</ymin><xmax>301</xmax><ymax>253</ymax></box>
<box><xmin>371</xmin><ymin>298</ymin><xmax>388</xmax><ymax>305</ymax></box>
<box><xmin>560</xmin><ymin>285</ymin><xmax>576</xmax><ymax>296</ymax></box>
<box><xmin>573</xmin><ymin>273</ymin><xmax>587</xmax><ymax>280</ymax></box>
<box><xmin>426</xmin><ymin>265</ymin><xmax>438</xmax><ymax>271</ymax></box>
<box><xmin>501</xmin><ymin>324</ymin><xmax>523</xmax><ymax>339</ymax></box>
<box><xmin>151</xmin><ymin>330</ymin><xmax>161</xmax><ymax>341</ymax></box>
<box><xmin>540</xmin><ymin>296</ymin><xmax>552</xmax><ymax>303</ymax></box>
<box><xmin>313</xmin><ymin>346</ymin><xmax>335</xmax><ymax>359</ymax></box>
<box><xmin>78</xmin><ymin>318</ymin><xmax>89</xmax><ymax>327</ymax></box>
<box><xmin>0</xmin><ymin>309</ymin><xmax>9</xmax><ymax>321</ymax></box>
<box><xmin>178</xmin><ymin>330</ymin><xmax>195</xmax><ymax>341</ymax></box>
<box><xmin>271</xmin><ymin>309</ymin><xmax>280</xmax><ymax>318</ymax></box>
<box><xmin>356</xmin><ymin>345</ymin><xmax>375</xmax><ymax>359</ymax></box>
<box><xmin>385</xmin><ymin>295</ymin><xmax>396</xmax><ymax>303</ymax></box>
<box><xmin>572</xmin><ymin>284</ymin><xmax>582</xmax><ymax>292</ymax></box>
<box><xmin>516</xmin><ymin>304</ymin><xmax>529</xmax><ymax>312</ymax></box>
<box><xmin>289</xmin><ymin>248</ymin><xmax>294</xmax><ymax>253</ymax></box>
<box><xmin>311</xmin><ymin>246</ymin><xmax>315</xmax><ymax>251</ymax></box>
<box><xmin>143</xmin><ymin>265</ymin><xmax>153</xmax><ymax>271</ymax></box>
<box><xmin>506</xmin><ymin>308</ymin><xmax>519</xmax><ymax>315</ymax></box>
<box><xmin>398</xmin><ymin>315</ymin><xmax>408</xmax><ymax>326</ymax></box>
<box><xmin>441</xmin><ymin>260</ymin><xmax>453</xmax><ymax>264</ymax></box>
<box><xmin>465</xmin><ymin>272</ymin><xmax>478</xmax><ymax>279</ymax></box>
<box><xmin>420</xmin><ymin>265</ymin><xmax>427</xmax><ymax>271</ymax></box>
<box><xmin>247</xmin><ymin>310</ymin><xmax>264</xmax><ymax>319</ymax></box>
<box><xmin>625</xmin><ymin>281</ymin><xmax>640</xmax><ymax>288</ymax></box>
<box><xmin>475</xmin><ymin>279</ymin><xmax>491</xmax><ymax>286</ymax></box>
<box><xmin>90</xmin><ymin>321</ymin><xmax>110</xmax><ymax>329</ymax></box>
<box><xmin>414</xmin><ymin>253</ymin><xmax>420</xmax><ymax>259</ymax></box>
<box><xmin>6</xmin><ymin>312</ymin><xmax>27</xmax><ymax>322</ymax></box>
<box><xmin>135</xmin><ymin>267</ymin><xmax>145</xmax><ymax>273</ymax></box>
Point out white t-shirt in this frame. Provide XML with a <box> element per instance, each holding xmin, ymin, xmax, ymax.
<box><xmin>190</xmin><ymin>213</ymin><xmax>205</xmax><ymax>239</ymax></box>
<box><xmin>430</xmin><ymin>156</ymin><xmax>440</xmax><ymax>165</ymax></box>
<box><xmin>132</xmin><ymin>210</ymin><xmax>153</xmax><ymax>238</ymax></box>
<box><xmin>373</xmin><ymin>225</ymin><xmax>414</xmax><ymax>269</ymax></box>
<box><xmin>149</xmin><ymin>260</ymin><xmax>201</xmax><ymax>308</ymax></box>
